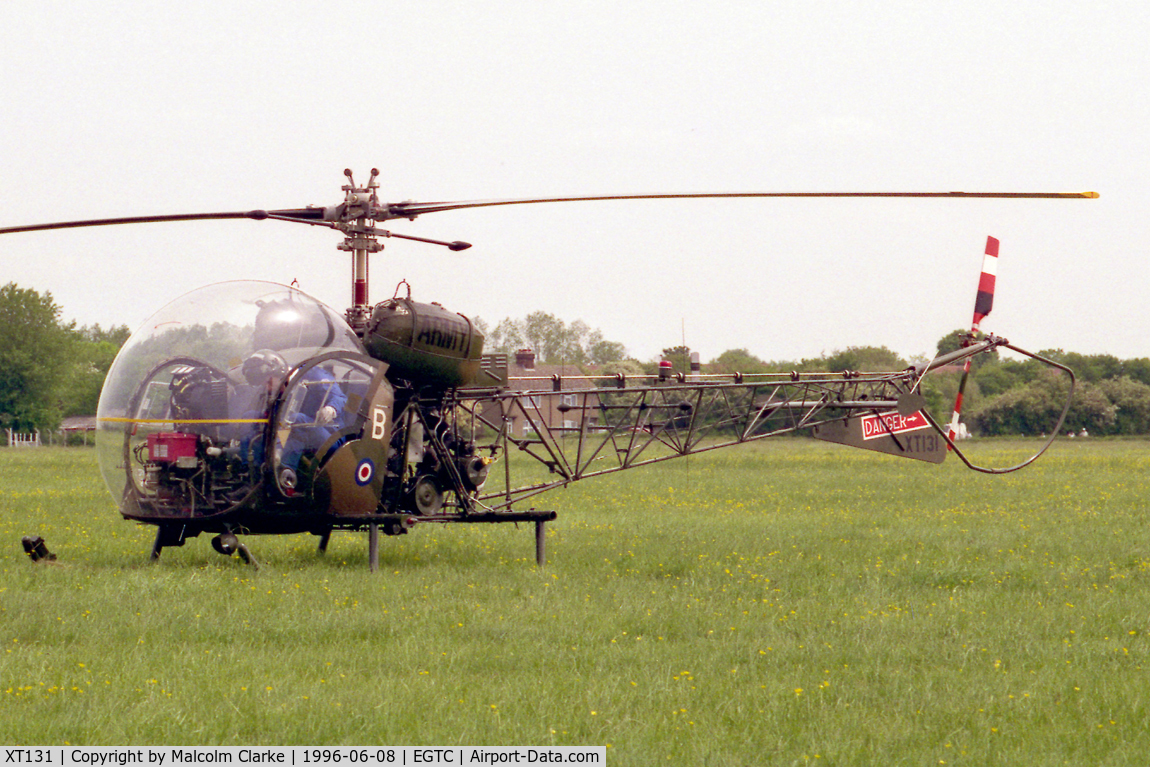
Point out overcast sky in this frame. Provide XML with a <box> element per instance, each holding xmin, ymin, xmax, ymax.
<box><xmin>1</xmin><ymin>1</ymin><xmax>1143</xmax><ymax>364</ymax></box>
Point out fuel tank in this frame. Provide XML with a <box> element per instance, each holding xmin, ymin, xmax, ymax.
<box><xmin>363</xmin><ymin>298</ymin><xmax>484</xmax><ymax>389</ymax></box>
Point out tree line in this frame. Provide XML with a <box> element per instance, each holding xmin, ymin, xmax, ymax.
<box><xmin>0</xmin><ymin>283</ymin><xmax>130</xmax><ymax>432</ymax></box>
<box><xmin>3</xmin><ymin>282</ymin><xmax>1148</xmax><ymax>438</ymax></box>
<box><xmin>477</xmin><ymin>311</ymin><xmax>627</xmax><ymax>366</ymax></box>
<box><xmin>677</xmin><ymin>336</ymin><xmax>1150</xmax><ymax>438</ymax></box>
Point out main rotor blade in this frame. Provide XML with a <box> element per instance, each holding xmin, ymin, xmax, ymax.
<box><xmin>0</xmin><ymin>190</ymin><xmax>1098</xmax><ymax>234</ymax></box>
<box><xmin>0</xmin><ymin>210</ymin><xmax>272</xmax><ymax>235</ymax></box>
<box><xmin>387</xmin><ymin>190</ymin><xmax>1099</xmax><ymax>218</ymax></box>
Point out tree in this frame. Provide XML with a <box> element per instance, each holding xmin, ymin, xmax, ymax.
<box><xmin>589</xmin><ymin>337</ymin><xmax>627</xmax><ymax>366</ymax></box>
<box><xmin>973</xmin><ymin>370</ymin><xmax>1115</xmax><ymax>436</ymax></box>
<box><xmin>1076</xmin><ymin>353</ymin><xmax>1123</xmax><ymax>382</ymax></box>
<box><xmin>485</xmin><ymin>317</ymin><xmax>526</xmax><ymax>354</ymax></box>
<box><xmin>969</xmin><ymin>361</ymin><xmax>1025</xmax><ymax>398</ymax></box>
<box><xmin>821</xmin><ymin>346</ymin><xmax>907</xmax><ymax>372</ymax></box>
<box><xmin>61</xmin><ymin>324</ymin><xmax>132</xmax><ymax>417</ymax></box>
<box><xmin>78</xmin><ymin>323</ymin><xmax>131</xmax><ymax>347</ymax></box>
<box><xmin>478</xmin><ymin>311</ymin><xmax>627</xmax><ymax>365</ymax></box>
<box><xmin>0</xmin><ymin>283</ymin><xmax>75</xmax><ymax>430</ymax></box>
<box><xmin>708</xmin><ymin>348</ymin><xmax>769</xmax><ymax>375</ymax></box>
<box><xmin>1123</xmin><ymin>358</ymin><xmax>1150</xmax><ymax>387</ymax></box>
<box><xmin>1097</xmin><ymin>376</ymin><xmax>1150</xmax><ymax>435</ymax></box>
<box><xmin>521</xmin><ymin>311</ymin><xmax>581</xmax><ymax>363</ymax></box>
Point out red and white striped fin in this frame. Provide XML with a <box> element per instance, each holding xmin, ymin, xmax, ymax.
<box><xmin>948</xmin><ymin>236</ymin><xmax>1000</xmax><ymax>443</ymax></box>
<box><xmin>972</xmin><ymin>235</ymin><xmax>999</xmax><ymax>330</ymax></box>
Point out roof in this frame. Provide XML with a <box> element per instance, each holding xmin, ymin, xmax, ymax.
<box><xmin>60</xmin><ymin>416</ymin><xmax>97</xmax><ymax>431</ymax></box>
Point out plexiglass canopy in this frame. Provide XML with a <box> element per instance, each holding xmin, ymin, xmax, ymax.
<box><xmin>96</xmin><ymin>281</ymin><xmax>364</xmax><ymax>504</ymax></box>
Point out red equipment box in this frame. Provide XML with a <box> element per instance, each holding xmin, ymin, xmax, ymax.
<box><xmin>147</xmin><ymin>432</ymin><xmax>198</xmax><ymax>463</ymax></box>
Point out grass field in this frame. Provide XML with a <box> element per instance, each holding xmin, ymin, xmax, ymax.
<box><xmin>2</xmin><ymin>439</ymin><xmax>1149</xmax><ymax>764</ymax></box>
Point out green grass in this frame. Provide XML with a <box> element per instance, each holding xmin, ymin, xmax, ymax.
<box><xmin>2</xmin><ymin>439</ymin><xmax>1149</xmax><ymax>764</ymax></box>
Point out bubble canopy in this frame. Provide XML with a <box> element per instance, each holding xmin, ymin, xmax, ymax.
<box><xmin>96</xmin><ymin>280</ymin><xmax>364</xmax><ymax>502</ymax></box>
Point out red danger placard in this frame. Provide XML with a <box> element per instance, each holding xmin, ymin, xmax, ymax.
<box><xmin>860</xmin><ymin>410</ymin><xmax>930</xmax><ymax>440</ymax></box>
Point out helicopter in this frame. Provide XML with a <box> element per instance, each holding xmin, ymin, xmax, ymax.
<box><xmin>0</xmin><ymin>170</ymin><xmax>1096</xmax><ymax>570</ymax></box>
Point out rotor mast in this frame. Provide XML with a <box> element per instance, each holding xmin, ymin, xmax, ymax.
<box><xmin>336</xmin><ymin>168</ymin><xmax>383</xmax><ymax>333</ymax></box>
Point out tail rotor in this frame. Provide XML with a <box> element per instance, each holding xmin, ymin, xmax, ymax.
<box><xmin>947</xmin><ymin>236</ymin><xmax>999</xmax><ymax>444</ymax></box>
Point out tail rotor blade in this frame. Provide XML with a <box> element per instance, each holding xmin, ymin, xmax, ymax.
<box><xmin>947</xmin><ymin>358</ymin><xmax>975</xmax><ymax>443</ymax></box>
<box><xmin>948</xmin><ymin>236</ymin><xmax>1000</xmax><ymax>443</ymax></box>
<box><xmin>973</xmin><ymin>235</ymin><xmax>999</xmax><ymax>327</ymax></box>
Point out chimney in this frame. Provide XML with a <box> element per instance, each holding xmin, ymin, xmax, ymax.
<box><xmin>515</xmin><ymin>348</ymin><xmax>536</xmax><ymax>370</ymax></box>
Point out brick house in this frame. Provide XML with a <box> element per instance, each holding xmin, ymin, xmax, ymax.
<box><xmin>498</xmin><ymin>349</ymin><xmax>605</xmax><ymax>439</ymax></box>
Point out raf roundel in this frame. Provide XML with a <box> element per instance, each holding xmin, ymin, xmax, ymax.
<box><xmin>355</xmin><ymin>458</ymin><xmax>376</xmax><ymax>487</ymax></box>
